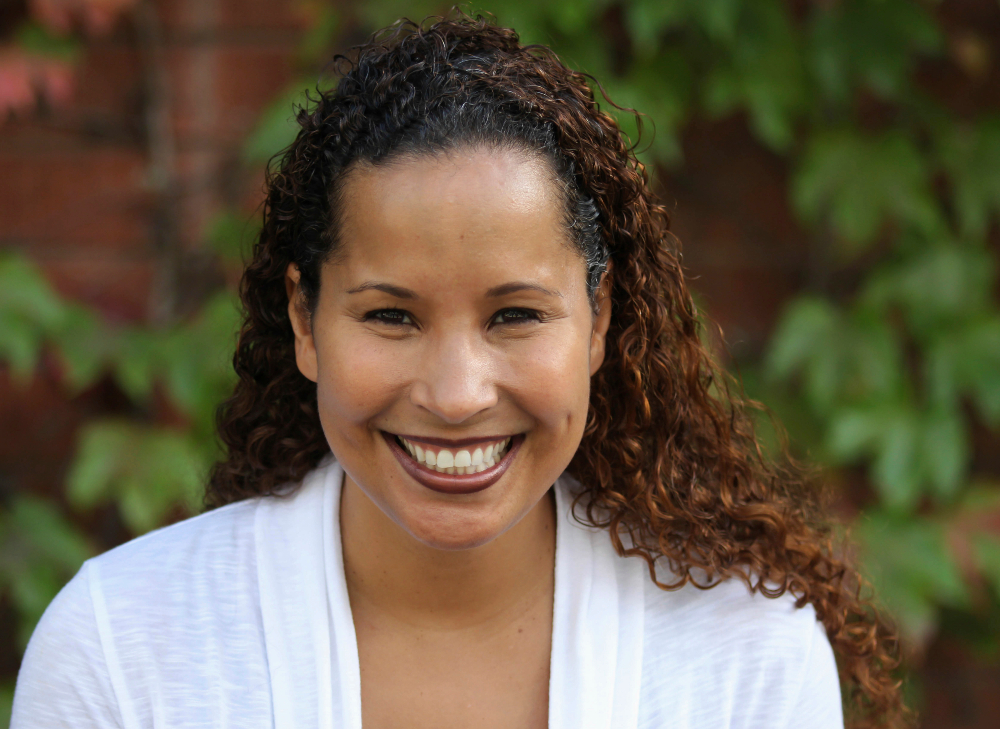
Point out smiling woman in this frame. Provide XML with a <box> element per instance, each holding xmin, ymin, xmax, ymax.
<box><xmin>12</xmin><ymin>14</ymin><xmax>906</xmax><ymax>729</ymax></box>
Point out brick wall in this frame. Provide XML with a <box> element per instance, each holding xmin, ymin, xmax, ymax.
<box><xmin>1</xmin><ymin>1</ymin><xmax>998</xmax><ymax>725</ymax></box>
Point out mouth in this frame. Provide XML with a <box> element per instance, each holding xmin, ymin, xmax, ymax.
<box><xmin>382</xmin><ymin>431</ymin><xmax>523</xmax><ymax>495</ymax></box>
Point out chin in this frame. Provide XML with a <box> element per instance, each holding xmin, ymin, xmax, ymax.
<box><xmin>396</xmin><ymin>501</ymin><xmax>517</xmax><ymax>552</ymax></box>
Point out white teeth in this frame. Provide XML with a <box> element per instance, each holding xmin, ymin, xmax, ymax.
<box><xmin>398</xmin><ymin>436</ymin><xmax>514</xmax><ymax>475</ymax></box>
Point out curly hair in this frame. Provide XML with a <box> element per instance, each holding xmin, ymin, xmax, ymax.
<box><xmin>207</xmin><ymin>15</ymin><xmax>908</xmax><ymax>727</ymax></box>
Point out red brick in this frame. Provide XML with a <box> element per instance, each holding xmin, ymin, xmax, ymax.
<box><xmin>0</xmin><ymin>148</ymin><xmax>151</xmax><ymax>255</ymax></box>
<box><xmin>39</xmin><ymin>257</ymin><xmax>156</xmax><ymax>322</ymax></box>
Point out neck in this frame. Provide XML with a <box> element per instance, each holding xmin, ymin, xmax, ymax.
<box><xmin>340</xmin><ymin>475</ymin><xmax>557</xmax><ymax>630</ymax></box>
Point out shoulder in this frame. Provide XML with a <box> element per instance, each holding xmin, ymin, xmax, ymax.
<box><xmin>86</xmin><ymin>496</ymin><xmax>261</xmax><ymax>605</ymax></box>
<box><xmin>638</xmin><ymin>567</ymin><xmax>842</xmax><ymax>727</ymax></box>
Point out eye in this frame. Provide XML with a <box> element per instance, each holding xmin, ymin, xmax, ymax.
<box><xmin>365</xmin><ymin>309</ymin><xmax>414</xmax><ymax>326</ymax></box>
<box><xmin>490</xmin><ymin>308</ymin><xmax>542</xmax><ymax>325</ymax></box>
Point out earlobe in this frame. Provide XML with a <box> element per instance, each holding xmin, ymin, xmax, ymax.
<box><xmin>589</xmin><ymin>270</ymin><xmax>613</xmax><ymax>376</ymax></box>
<box><xmin>285</xmin><ymin>263</ymin><xmax>319</xmax><ymax>383</ymax></box>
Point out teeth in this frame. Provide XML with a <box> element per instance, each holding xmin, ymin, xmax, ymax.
<box><xmin>397</xmin><ymin>435</ymin><xmax>514</xmax><ymax>475</ymax></box>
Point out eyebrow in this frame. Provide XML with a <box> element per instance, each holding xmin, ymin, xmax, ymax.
<box><xmin>347</xmin><ymin>281</ymin><xmax>562</xmax><ymax>299</ymax></box>
<box><xmin>486</xmin><ymin>282</ymin><xmax>563</xmax><ymax>298</ymax></box>
<box><xmin>346</xmin><ymin>282</ymin><xmax>418</xmax><ymax>299</ymax></box>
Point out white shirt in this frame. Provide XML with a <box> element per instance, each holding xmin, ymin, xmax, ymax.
<box><xmin>12</xmin><ymin>457</ymin><xmax>843</xmax><ymax>728</ymax></box>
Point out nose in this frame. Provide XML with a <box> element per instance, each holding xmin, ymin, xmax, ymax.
<box><xmin>409</xmin><ymin>330</ymin><xmax>499</xmax><ymax>424</ymax></box>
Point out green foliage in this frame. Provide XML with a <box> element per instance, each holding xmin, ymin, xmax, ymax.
<box><xmin>3</xmin><ymin>0</ymin><xmax>1000</xmax><ymax>701</ymax></box>
<box><xmin>793</xmin><ymin>129</ymin><xmax>944</xmax><ymax>253</ymax></box>
<box><xmin>0</xmin><ymin>496</ymin><xmax>92</xmax><ymax>648</ymax></box>
<box><xmin>14</xmin><ymin>21</ymin><xmax>81</xmax><ymax>61</ymax></box>
<box><xmin>68</xmin><ymin>421</ymin><xmax>207</xmax><ymax>533</ymax></box>
<box><xmin>856</xmin><ymin>510</ymin><xmax>969</xmax><ymax>647</ymax></box>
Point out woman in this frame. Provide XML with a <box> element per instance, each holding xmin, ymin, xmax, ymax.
<box><xmin>13</xmin><ymin>16</ymin><xmax>905</xmax><ymax>729</ymax></box>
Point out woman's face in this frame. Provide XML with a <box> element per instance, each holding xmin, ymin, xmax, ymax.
<box><xmin>286</xmin><ymin>148</ymin><xmax>611</xmax><ymax>551</ymax></box>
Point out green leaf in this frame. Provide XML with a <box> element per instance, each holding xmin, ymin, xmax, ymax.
<box><xmin>243</xmin><ymin>84</ymin><xmax>311</xmax><ymax>164</ymax></box>
<box><xmin>611</xmin><ymin>49</ymin><xmax>693</xmax><ymax>166</ymax></box>
<box><xmin>807</xmin><ymin>0</ymin><xmax>942</xmax><ymax>105</ymax></box>
<box><xmin>920</xmin><ymin>408</ymin><xmax>968</xmax><ymax>501</ymax></box>
<box><xmin>0</xmin><ymin>681</ymin><xmax>13</xmax><ymax>729</ymax></box>
<box><xmin>856</xmin><ymin>512</ymin><xmax>969</xmax><ymax>646</ymax></box>
<box><xmin>297</xmin><ymin>5</ymin><xmax>341</xmax><ymax>65</ymax></box>
<box><xmin>162</xmin><ymin>293</ymin><xmax>240</xmax><ymax>426</ymax></box>
<box><xmin>861</xmin><ymin>244</ymin><xmax>995</xmax><ymax>336</ymax></box>
<box><xmin>66</xmin><ymin>421</ymin><xmax>209</xmax><ymax>533</ymax></box>
<box><xmin>67</xmin><ymin>421</ymin><xmax>133</xmax><ymax>509</ymax></box>
<box><xmin>766</xmin><ymin>297</ymin><xmax>839</xmax><ymax>381</ymax></box>
<box><xmin>623</xmin><ymin>0</ymin><xmax>689</xmax><ymax>56</ymax></box>
<box><xmin>6</xmin><ymin>497</ymin><xmax>92</xmax><ymax>571</ymax></box>
<box><xmin>793</xmin><ymin>130</ymin><xmax>944</xmax><ymax>254</ymax></box>
<box><xmin>974</xmin><ymin>534</ymin><xmax>1000</xmax><ymax>601</ymax></box>
<box><xmin>0</xmin><ymin>254</ymin><xmax>70</xmax><ymax>379</ymax></box>
<box><xmin>206</xmin><ymin>210</ymin><xmax>260</xmax><ymax>264</ymax></box>
<box><xmin>0</xmin><ymin>497</ymin><xmax>92</xmax><ymax>649</ymax></box>
<box><xmin>15</xmin><ymin>21</ymin><xmax>80</xmax><ymax>61</ymax></box>
<box><xmin>937</xmin><ymin>117</ymin><xmax>1000</xmax><ymax>238</ymax></box>
<box><xmin>703</xmin><ymin>0</ymin><xmax>806</xmax><ymax>150</ymax></box>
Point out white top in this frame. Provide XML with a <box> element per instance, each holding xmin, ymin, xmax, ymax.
<box><xmin>12</xmin><ymin>457</ymin><xmax>843</xmax><ymax>728</ymax></box>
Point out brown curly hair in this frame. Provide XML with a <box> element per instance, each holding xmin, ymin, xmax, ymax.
<box><xmin>207</xmin><ymin>15</ymin><xmax>908</xmax><ymax>727</ymax></box>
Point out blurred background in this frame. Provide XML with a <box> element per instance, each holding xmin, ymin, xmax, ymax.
<box><xmin>1</xmin><ymin>0</ymin><xmax>999</xmax><ymax>725</ymax></box>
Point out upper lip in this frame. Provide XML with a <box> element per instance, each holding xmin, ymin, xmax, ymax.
<box><xmin>386</xmin><ymin>432</ymin><xmax>517</xmax><ymax>447</ymax></box>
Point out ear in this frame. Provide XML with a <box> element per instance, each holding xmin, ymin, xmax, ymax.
<box><xmin>285</xmin><ymin>263</ymin><xmax>318</xmax><ymax>383</ymax></box>
<box><xmin>589</xmin><ymin>266</ymin><xmax>613</xmax><ymax>376</ymax></box>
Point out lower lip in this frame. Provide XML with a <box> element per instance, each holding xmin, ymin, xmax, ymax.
<box><xmin>383</xmin><ymin>432</ymin><xmax>523</xmax><ymax>495</ymax></box>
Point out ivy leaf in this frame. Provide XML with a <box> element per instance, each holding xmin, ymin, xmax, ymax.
<box><xmin>243</xmin><ymin>84</ymin><xmax>311</xmax><ymax>164</ymax></box>
<box><xmin>0</xmin><ymin>254</ymin><xmax>68</xmax><ymax>380</ymax></box>
<box><xmin>206</xmin><ymin>210</ymin><xmax>259</xmax><ymax>264</ymax></box>
<box><xmin>0</xmin><ymin>497</ymin><xmax>91</xmax><ymax>648</ymax></box>
<box><xmin>921</xmin><ymin>408</ymin><xmax>968</xmax><ymax>501</ymax></box>
<box><xmin>613</xmin><ymin>49</ymin><xmax>693</xmax><ymax>165</ymax></box>
<box><xmin>937</xmin><ymin>117</ymin><xmax>1000</xmax><ymax>238</ymax></box>
<box><xmin>861</xmin><ymin>244</ymin><xmax>995</xmax><ymax>337</ymax></box>
<box><xmin>766</xmin><ymin>297</ymin><xmax>839</xmax><ymax>381</ymax></box>
<box><xmin>704</xmin><ymin>0</ymin><xmax>806</xmax><ymax>151</ymax></box>
<box><xmin>623</xmin><ymin>0</ymin><xmax>689</xmax><ymax>56</ymax></box>
<box><xmin>15</xmin><ymin>21</ymin><xmax>81</xmax><ymax>62</ymax></box>
<box><xmin>974</xmin><ymin>534</ymin><xmax>1000</xmax><ymax>602</ymax></box>
<box><xmin>924</xmin><ymin>316</ymin><xmax>1000</xmax><ymax>425</ymax></box>
<box><xmin>794</xmin><ymin>129</ymin><xmax>944</xmax><ymax>255</ymax></box>
<box><xmin>162</xmin><ymin>293</ymin><xmax>240</xmax><ymax>427</ymax></box>
<box><xmin>808</xmin><ymin>0</ymin><xmax>942</xmax><ymax>105</ymax></box>
<box><xmin>67</xmin><ymin>421</ymin><xmax>208</xmax><ymax>534</ymax></box>
<box><xmin>856</xmin><ymin>512</ymin><xmax>969</xmax><ymax>647</ymax></box>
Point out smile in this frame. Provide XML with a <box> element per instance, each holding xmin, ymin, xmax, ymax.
<box><xmin>382</xmin><ymin>432</ymin><xmax>523</xmax><ymax>495</ymax></box>
<box><xmin>397</xmin><ymin>436</ymin><xmax>511</xmax><ymax>474</ymax></box>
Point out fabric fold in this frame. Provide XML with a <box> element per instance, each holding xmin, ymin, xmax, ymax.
<box><xmin>255</xmin><ymin>459</ymin><xmax>645</xmax><ymax>728</ymax></box>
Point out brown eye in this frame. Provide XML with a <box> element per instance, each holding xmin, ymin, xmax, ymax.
<box><xmin>367</xmin><ymin>309</ymin><xmax>414</xmax><ymax>325</ymax></box>
<box><xmin>491</xmin><ymin>308</ymin><xmax>541</xmax><ymax>325</ymax></box>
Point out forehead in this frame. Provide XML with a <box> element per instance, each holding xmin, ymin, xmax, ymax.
<box><xmin>333</xmin><ymin>148</ymin><xmax>579</xmax><ymax>278</ymax></box>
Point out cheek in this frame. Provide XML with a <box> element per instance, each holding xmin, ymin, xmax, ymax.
<box><xmin>314</xmin><ymin>330</ymin><xmax>410</xmax><ymax>429</ymax></box>
<box><xmin>502</xmin><ymin>330</ymin><xmax>593</xmax><ymax>429</ymax></box>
